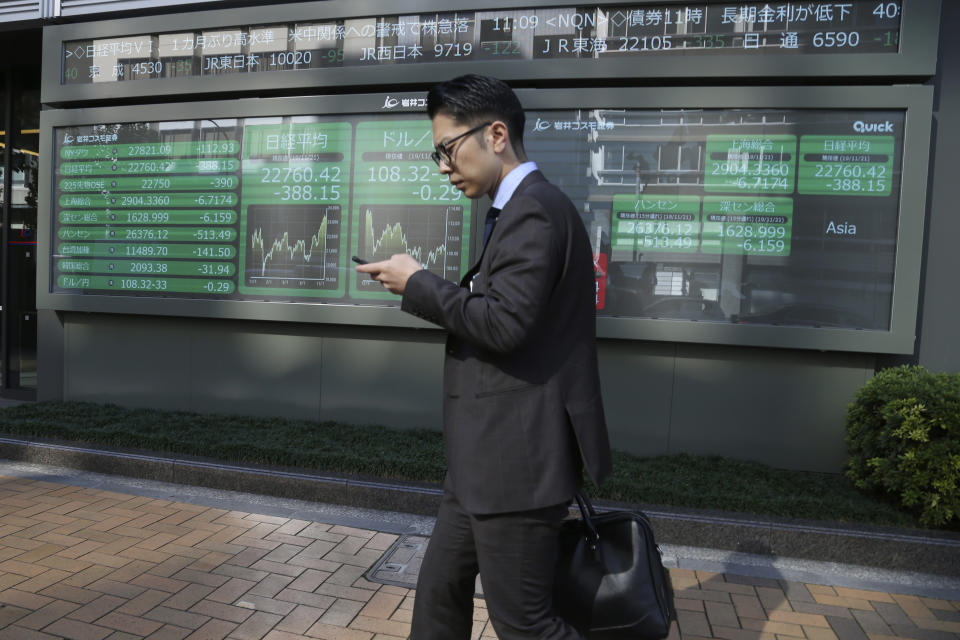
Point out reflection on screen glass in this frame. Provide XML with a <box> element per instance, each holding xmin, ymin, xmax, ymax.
<box><xmin>51</xmin><ymin>107</ymin><xmax>903</xmax><ymax>332</ymax></box>
<box><xmin>526</xmin><ymin>108</ymin><xmax>903</xmax><ymax>331</ymax></box>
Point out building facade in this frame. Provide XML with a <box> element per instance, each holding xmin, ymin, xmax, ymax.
<box><xmin>0</xmin><ymin>0</ymin><xmax>957</xmax><ymax>472</ymax></box>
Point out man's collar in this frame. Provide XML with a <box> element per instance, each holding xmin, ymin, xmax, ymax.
<box><xmin>491</xmin><ymin>162</ymin><xmax>539</xmax><ymax>210</ymax></box>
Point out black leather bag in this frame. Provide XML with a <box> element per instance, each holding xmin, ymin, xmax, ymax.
<box><xmin>554</xmin><ymin>493</ymin><xmax>675</xmax><ymax>639</ymax></box>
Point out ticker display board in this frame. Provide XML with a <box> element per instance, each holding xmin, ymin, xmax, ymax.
<box><xmin>60</xmin><ymin>1</ymin><xmax>903</xmax><ymax>85</ymax></box>
<box><xmin>53</xmin><ymin>116</ymin><xmax>473</xmax><ymax>305</ymax></box>
<box><xmin>51</xmin><ymin>106</ymin><xmax>905</xmax><ymax>331</ymax></box>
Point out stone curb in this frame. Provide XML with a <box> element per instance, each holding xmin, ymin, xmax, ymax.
<box><xmin>1</xmin><ymin>435</ymin><xmax>957</xmax><ymax>578</ymax></box>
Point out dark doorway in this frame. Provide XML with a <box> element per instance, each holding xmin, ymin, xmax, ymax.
<box><xmin>1</xmin><ymin>30</ymin><xmax>41</xmax><ymax>397</ymax></box>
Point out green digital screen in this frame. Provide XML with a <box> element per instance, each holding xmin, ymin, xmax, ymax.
<box><xmin>611</xmin><ymin>195</ymin><xmax>700</xmax><ymax>253</ymax></box>
<box><xmin>704</xmin><ymin>135</ymin><xmax>796</xmax><ymax>194</ymax></box>
<box><xmin>608</xmin><ymin>195</ymin><xmax>793</xmax><ymax>258</ymax></box>
<box><xmin>701</xmin><ymin>196</ymin><xmax>793</xmax><ymax>256</ymax></box>
<box><xmin>55</xmin><ymin>133</ymin><xmax>243</xmax><ymax>296</ymax></box>
<box><xmin>52</xmin><ymin>107</ymin><xmax>907</xmax><ymax>332</ymax></box>
<box><xmin>350</xmin><ymin>121</ymin><xmax>470</xmax><ymax>300</ymax></box>
<box><xmin>239</xmin><ymin>121</ymin><xmax>351</xmax><ymax>298</ymax></box>
<box><xmin>52</xmin><ymin>116</ymin><xmax>475</xmax><ymax>305</ymax></box>
<box><xmin>798</xmin><ymin>135</ymin><xmax>894</xmax><ymax>196</ymax></box>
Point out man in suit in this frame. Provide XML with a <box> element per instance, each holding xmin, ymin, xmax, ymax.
<box><xmin>356</xmin><ymin>74</ymin><xmax>611</xmax><ymax>639</ymax></box>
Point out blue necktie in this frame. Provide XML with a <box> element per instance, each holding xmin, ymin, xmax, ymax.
<box><xmin>483</xmin><ymin>206</ymin><xmax>501</xmax><ymax>246</ymax></box>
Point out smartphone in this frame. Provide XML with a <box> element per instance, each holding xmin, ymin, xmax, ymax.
<box><xmin>351</xmin><ymin>256</ymin><xmax>369</xmax><ymax>265</ymax></box>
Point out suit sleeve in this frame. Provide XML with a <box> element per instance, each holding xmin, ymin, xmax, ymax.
<box><xmin>402</xmin><ymin>194</ymin><xmax>563</xmax><ymax>354</ymax></box>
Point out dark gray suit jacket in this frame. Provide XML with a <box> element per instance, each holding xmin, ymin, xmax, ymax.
<box><xmin>402</xmin><ymin>170</ymin><xmax>612</xmax><ymax>514</ymax></box>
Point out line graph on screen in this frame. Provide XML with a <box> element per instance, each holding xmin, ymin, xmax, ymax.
<box><xmin>356</xmin><ymin>204</ymin><xmax>463</xmax><ymax>292</ymax></box>
<box><xmin>245</xmin><ymin>204</ymin><xmax>342</xmax><ymax>287</ymax></box>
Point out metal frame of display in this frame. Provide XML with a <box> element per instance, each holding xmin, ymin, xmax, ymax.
<box><xmin>40</xmin><ymin>0</ymin><xmax>940</xmax><ymax>105</ymax></box>
<box><xmin>37</xmin><ymin>85</ymin><xmax>933</xmax><ymax>354</ymax></box>
<box><xmin>1</xmin><ymin>69</ymin><xmax>12</xmax><ymax>394</ymax></box>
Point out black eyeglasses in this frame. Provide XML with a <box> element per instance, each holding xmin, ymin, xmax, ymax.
<box><xmin>430</xmin><ymin>121</ymin><xmax>492</xmax><ymax>166</ymax></box>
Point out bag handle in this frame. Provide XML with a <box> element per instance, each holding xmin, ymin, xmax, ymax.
<box><xmin>574</xmin><ymin>492</ymin><xmax>600</xmax><ymax>549</ymax></box>
<box><xmin>574</xmin><ymin>491</ymin><xmax>598</xmax><ymax>517</ymax></box>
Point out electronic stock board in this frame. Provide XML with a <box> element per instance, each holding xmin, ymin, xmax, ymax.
<box><xmin>42</xmin><ymin>83</ymin><xmax>931</xmax><ymax>354</ymax></box>
<box><xmin>42</xmin><ymin>0</ymin><xmax>937</xmax><ymax>106</ymax></box>
<box><xmin>60</xmin><ymin>0</ymin><xmax>907</xmax><ymax>85</ymax></box>
<box><xmin>38</xmin><ymin>0</ymin><xmax>936</xmax><ymax>352</ymax></box>
<box><xmin>53</xmin><ymin>115</ymin><xmax>470</xmax><ymax>304</ymax></box>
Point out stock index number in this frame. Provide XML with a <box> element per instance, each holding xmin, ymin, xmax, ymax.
<box><xmin>368</xmin><ymin>165</ymin><xmax>432</xmax><ymax>183</ymax></box>
<box><xmin>261</xmin><ymin>166</ymin><xmax>341</xmax><ymax>183</ymax></box>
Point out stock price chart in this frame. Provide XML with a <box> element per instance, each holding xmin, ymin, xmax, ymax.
<box><xmin>52</xmin><ymin>116</ymin><xmax>475</xmax><ymax>307</ymax></box>
<box><xmin>239</xmin><ymin>122</ymin><xmax>350</xmax><ymax>298</ymax></box>
<box><xmin>349</xmin><ymin>120</ymin><xmax>471</xmax><ymax>300</ymax></box>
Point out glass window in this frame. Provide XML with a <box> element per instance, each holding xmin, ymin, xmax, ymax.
<box><xmin>9</xmin><ymin>81</ymin><xmax>39</xmax><ymax>390</ymax></box>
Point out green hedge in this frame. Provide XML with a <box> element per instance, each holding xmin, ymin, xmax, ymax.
<box><xmin>845</xmin><ymin>365</ymin><xmax>960</xmax><ymax>526</ymax></box>
<box><xmin>0</xmin><ymin>401</ymin><xmax>930</xmax><ymax>528</ymax></box>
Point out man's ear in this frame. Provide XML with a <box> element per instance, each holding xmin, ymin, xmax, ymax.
<box><xmin>489</xmin><ymin>120</ymin><xmax>511</xmax><ymax>156</ymax></box>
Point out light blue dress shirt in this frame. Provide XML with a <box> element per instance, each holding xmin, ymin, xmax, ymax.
<box><xmin>491</xmin><ymin>161</ymin><xmax>539</xmax><ymax>210</ymax></box>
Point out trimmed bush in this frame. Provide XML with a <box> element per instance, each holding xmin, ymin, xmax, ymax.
<box><xmin>0</xmin><ymin>400</ymin><xmax>924</xmax><ymax>527</ymax></box>
<box><xmin>845</xmin><ymin>365</ymin><xmax>960</xmax><ymax>526</ymax></box>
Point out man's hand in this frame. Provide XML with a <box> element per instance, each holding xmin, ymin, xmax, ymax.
<box><xmin>355</xmin><ymin>253</ymin><xmax>423</xmax><ymax>295</ymax></box>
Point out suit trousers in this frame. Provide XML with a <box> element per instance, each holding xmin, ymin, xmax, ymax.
<box><xmin>410</xmin><ymin>489</ymin><xmax>581</xmax><ymax>640</ymax></box>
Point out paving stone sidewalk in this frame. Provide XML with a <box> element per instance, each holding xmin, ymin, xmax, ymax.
<box><xmin>0</xmin><ymin>475</ymin><xmax>957</xmax><ymax>640</ymax></box>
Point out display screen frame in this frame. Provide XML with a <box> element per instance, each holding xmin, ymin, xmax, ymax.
<box><xmin>40</xmin><ymin>0</ymin><xmax>940</xmax><ymax>105</ymax></box>
<box><xmin>37</xmin><ymin>85</ymin><xmax>933</xmax><ymax>353</ymax></box>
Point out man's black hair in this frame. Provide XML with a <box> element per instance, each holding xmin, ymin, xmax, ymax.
<box><xmin>427</xmin><ymin>74</ymin><xmax>526</xmax><ymax>156</ymax></box>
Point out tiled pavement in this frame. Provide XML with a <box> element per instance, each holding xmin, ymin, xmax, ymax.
<box><xmin>0</xmin><ymin>475</ymin><xmax>958</xmax><ymax>640</ymax></box>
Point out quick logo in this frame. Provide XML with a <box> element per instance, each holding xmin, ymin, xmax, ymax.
<box><xmin>853</xmin><ymin>120</ymin><xmax>893</xmax><ymax>133</ymax></box>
